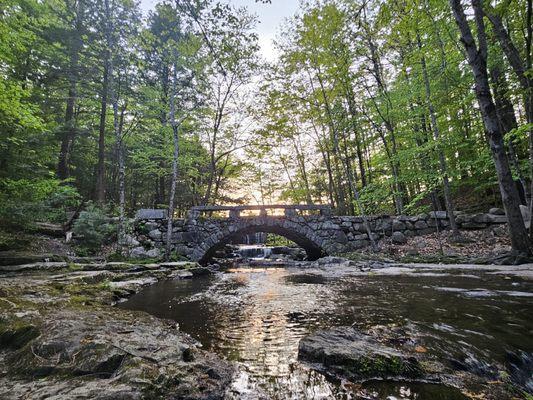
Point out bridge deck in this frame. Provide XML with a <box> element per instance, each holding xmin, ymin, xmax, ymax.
<box><xmin>188</xmin><ymin>204</ymin><xmax>332</xmax><ymax>219</ymax></box>
<box><xmin>190</xmin><ymin>204</ymin><xmax>330</xmax><ymax>211</ymax></box>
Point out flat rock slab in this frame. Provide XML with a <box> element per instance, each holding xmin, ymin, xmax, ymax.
<box><xmin>0</xmin><ymin>310</ymin><xmax>234</xmax><ymax>400</ymax></box>
<box><xmin>135</xmin><ymin>208</ymin><xmax>167</xmax><ymax>220</ymax></box>
<box><xmin>159</xmin><ymin>261</ymin><xmax>198</xmax><ymax>269</ymax></box>
<box><xmin>0</xmin><ymin>262</ymin><xmax>69</xmax><ymax>273</ymax></box>
<box><xmin>0</xmin><ymin>252</ymin><xmax>66</xmax><ymax>266</ymax></box>
<box><xmin>298</xmin><ymin>327</ymin><xmax>422</xmax><ymax>381</ymax></box>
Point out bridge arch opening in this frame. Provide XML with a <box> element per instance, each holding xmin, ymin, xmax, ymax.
<box><xmin>198</xmin><ymin>225</ymin><xmax>327</xmax><ymax>265</ymax></box>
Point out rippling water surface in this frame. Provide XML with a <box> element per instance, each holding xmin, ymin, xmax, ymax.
<box><xmin>119</xmin><ymin>263</ymin><xmax>533</xmax><ymax>399</ymax></box>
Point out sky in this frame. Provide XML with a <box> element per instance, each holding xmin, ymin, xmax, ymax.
<box><xmin>139</xmin><ymin>0</ymin><xmax>300</xmax><ymax>61</ymax></box>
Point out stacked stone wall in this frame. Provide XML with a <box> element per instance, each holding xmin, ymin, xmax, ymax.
<box><xmin>131</xmin><ymin>207</ymin><xmax>517</xmax><ymax>261</ymax></box>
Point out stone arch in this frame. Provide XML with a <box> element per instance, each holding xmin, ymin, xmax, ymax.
<box><xmin>191</xmin><ymin>218</ymin><xmax>328</xmax><ymax>264</ymax></box>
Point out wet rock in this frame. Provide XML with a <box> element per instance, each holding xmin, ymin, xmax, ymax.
<box><xmin>391</xmin><ymin>231</ymin><xmax>407</xmax><ymax>245</ymax></box>
<box><xmin>0</xmin><ymin>324</ymin><xmax>40</xmax><ymax>350</ymax></box>
<box><xmin>316</xmin><ymin>256</ymin><xmax>349</xmax><ymax>265</ymax></box>
<box><xmin>170</xmin><ymin>270</ymin><xmax>194</xmax><ymax>279</ymax></box>
<box><xmin>315</xmin><ymin>256</ymin><xmax>357</xmax><ymax>268</ymax></box>
<box><xmin>298</xmin><ymin>327</ymin><xmax>423</xmax><ymax>381</ymax></box>
<box><xmin>448</xmin><ymin>353</ymin><xmax>498</xmax><ymax>380</ymax></box>
<box><xmin>490</xmin><ymin>251</ymin><xmax>533</xmax><ymax>265</ymax></box>
<box><xmin>271</xmin><ymin>246</ymin><xmax>306</xmax><ymax>260</ymax></box>
<box><xmin>505</xmin><ymin>350</ymin><xmax>533</xmax><ymax>393</ymax></box>
<box><xmin>190</xmin><ymin>267</ymin><xmax>212</xmax><ymax>276</ymax></box>
<box><xmin>1</xmin><ymin>310</ymin><xmax>234</xmax><ymax>399</ymax></box>
<box><xmin>159</xmin><ymin>261</ymin><xmax>197</xmax><ymax>269</ymax></box>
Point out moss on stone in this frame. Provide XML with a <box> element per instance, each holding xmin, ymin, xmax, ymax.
<box><xmin>0</xmin><ymin>320</ymin><xmax>40</xmax><ymax>350</ymax></box>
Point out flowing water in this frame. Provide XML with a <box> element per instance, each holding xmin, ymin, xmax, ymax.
<box><xmin>119</xmin><ymin>261</ymin><xmax>533</xmax><ymax>399</ymax></box>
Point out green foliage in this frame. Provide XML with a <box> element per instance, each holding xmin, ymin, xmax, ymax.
<box><xmin>265</xmin><ymin>234</ymin><xmax>295</xmax><ymax>247</ymax></box>
<box><xmin>1</xmin><ymin>0</ymin><xmax>532</xmax><ymax>258</ymax></box>
<box><xmin>72</xmin><ymin>204</ymin><xmax>116</xmax><ymax>254</ymax></box>
<box><xmin>0</xmin><ymin>178</ymin><xmax>80</xmax><ymax>230</ymax></box>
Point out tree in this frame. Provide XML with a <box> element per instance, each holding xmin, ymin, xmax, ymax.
<box><xmin>449</xmin><ymin>0</ymin><xmax>530</xmax><ymax>254</ymax></box>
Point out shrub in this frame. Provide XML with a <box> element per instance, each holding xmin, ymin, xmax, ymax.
<box><xmin>72</xmin><ymin>204</ymin><xmax>116</xmax><ymax>254</ymax></box>
<box><xmin>0</xmin><ymin>178</ymin><xmax>81</xmax><ymax>230</ymax></box>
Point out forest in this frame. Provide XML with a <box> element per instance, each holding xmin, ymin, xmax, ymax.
<box><xmin>1</xmin><ymin>0</ymin><xmax>532</xmax><ymax>254</ymax></box>
<box><xmin>2</xmin><ymin>2</ymin><xmax>533</xmax><ymax>399</ymax></box>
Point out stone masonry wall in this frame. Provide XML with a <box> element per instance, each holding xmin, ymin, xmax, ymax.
<box><xmin>130</xmin><ymin>207</ymin><xmax>520</xmax><ymax>262</ymax></box>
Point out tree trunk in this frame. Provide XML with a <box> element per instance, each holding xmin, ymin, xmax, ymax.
<box><xmin>104</xmin><ymin>0</ymin><xmax>125</xmax><ymax>252</ymax></box>
<box><xmin>483</xmin><ymin>2</ymin><xmax>533</xmax><ymax>232</ymax></box>
<box><xmin>490</xmin><ymin>65</ymin><xmax>527</xmax><ymax>201</ymax></box>
<box><xmin>166</xmin><ymin>61</ymin><xmax>180</xmax><ymax>260</ymax></box>
<box><xmin>96</xmin><ymin>60</ymin><xmax>109</xmax><ymax>204</ymax></box>
<box><xmin>57</xmin><ymin>2</ymin><xmax>84</xmax><ymax>180</ymax></box>
<box><xmin>450</xmin><ymin>0</ymin><xmax>530</xmax><ymax>254</ymax></box>
<box><xmin>344</xmin><ymin>85</ymin><xmax>367</xmax><ymax>187</ymax></box>
<box><xmin>418</xmin><ymin>33</ymin><xmax>459</xmax><ymax>236</ymax></box>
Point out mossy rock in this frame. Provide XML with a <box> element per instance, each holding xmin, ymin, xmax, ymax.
<box><xmin>299</xmin><ymin>327</ymin><xmax>423</xmax><ymax>381</ymax></box>
<box><xmin>0</xmin><ymin>321</ymin><xmax>40</xmax><ymax>350</ymax></box>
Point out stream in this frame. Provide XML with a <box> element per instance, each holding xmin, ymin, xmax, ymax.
<box><xmin>119</xmin><ymin>260</ymin><xmax>533</xmax><ymax>399</ymax></box>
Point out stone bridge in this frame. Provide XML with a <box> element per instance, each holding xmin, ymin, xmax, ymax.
<box><xmin>134</xmin><ymin>205</ymin><xmax>512</xmax><ymax>263</ymax></box>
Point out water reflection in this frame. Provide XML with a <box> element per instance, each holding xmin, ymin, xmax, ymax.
<box><xmin>119</xmin><ymin>264</ymin><xmax>532</xmax><ymax>399</ymax></box>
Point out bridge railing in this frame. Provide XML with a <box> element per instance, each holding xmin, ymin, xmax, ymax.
<box><xmin>187</xmin><ymin>204</ymin><xmax>331</xmax><ymax>220</ymax></box>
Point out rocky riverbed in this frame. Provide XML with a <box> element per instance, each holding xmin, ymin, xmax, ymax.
<box><xmin>0</xmin><ymin>261</ymin><xmax>233</xmax><ymax>399</ymax></box>
<box><xmin>1</xmin><ymin>258</ymin><xmax>532</xmax><ymax>399</ymax></box>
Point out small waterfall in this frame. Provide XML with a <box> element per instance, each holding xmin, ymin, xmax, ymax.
<box><xmin>238</xmin><ymin>245</ymin><xmax>272</xmax><ymax>259</ymax></box>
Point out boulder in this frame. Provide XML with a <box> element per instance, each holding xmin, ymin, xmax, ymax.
<box><xmin>143</xmin><ymin>221</ymin><xmax>159</xmax><ymax>231</ymax></box>
<box><xmin>298</xmin><ymin>327</ymin><xmax>422</xmax><ymax>381</ymax></box>
<box><xmin>392</xmin><ymin>219</ymin><xmax>406</xmax><ymax>232</ymax></box>
<box><xmin>130</xmin><ymin>247</ymin><xmax>148</xmax><ymax>258</ymax></box>
<box><xmin>428</xmin><ymin>211</ymin><xmax>448</xmax><ymax>219</ymax></box>
<box><xmin>148</xmin><ymin>229</ymin><xmax>162</xmax><ymax>240</ymax></box>
<box><xmin>412</xmin><ymin>237</ymin><xmax>427</xmax><ymax>249</ymax></box>
<box><xmin>414</xmin><ymin>220</ymin><xmax>428</xmax><ymax>230</ymax></box>
<box><xmin>391</xmin><ymin>231</ymin><xmax>407</xmax><ymax>245</ymax></box>
<box><xmin>472</xmin><ymin>213</ymin><xmax>491</xmax><ymax>224</ymax></box>
<box><xmin>145</xmin><ymin>248</ymin><xmax>161</xmax><ymax>258</ymax></box>
<box><xmin>121</xmin><ymin>235</ymin><xmax>139</xmax><ymax>247</ymax></box>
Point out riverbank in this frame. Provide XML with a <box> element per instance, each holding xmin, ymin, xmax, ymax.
<box><xmin>0</xmin><ymin>261</ymin><xmax>233</xmax><ymax>399</ymax></box>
